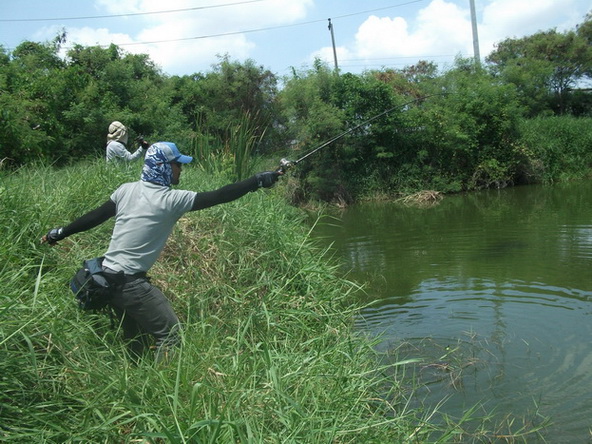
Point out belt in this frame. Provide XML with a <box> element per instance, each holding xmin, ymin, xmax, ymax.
<box><xmin>121</xmin><ymin>272</ymin><xmax>147</xmax><ymax>283</ymax></box>
<box><xmin>103</xmin><ymin>267</ymin><xmax>147</xmax><ymax>284</ymax></box>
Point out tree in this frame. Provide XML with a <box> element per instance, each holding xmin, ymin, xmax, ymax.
<box><xmin>0</xmin><ymin>37</ymin><xmax>68</xmax><ymax>163</ymax></box>
<box><xmin>577</xmin><ymin>12</ymin><xmax>592</xmax><ymax>79</ymax></box>
<box><xmin>416</xmin><ymin>61</ymin><xmax>526</xmax><ymax>190</ymax></box>
<box><xmin>280</xmin><ymin>61</ymin><xmax>438</xmax><ymax>202</ymax></box>
<box><xmin>0</xmin><ymin>35</ymin><xmax>189</xmax><ymax>165</ymax></box>
<box><xmin>63</xmin><ymin>44</ymin><xmax>182</xmax><ymax>159</ymax></box>
<box><xmin>180</xmin><ymin>56</ymin><xmax>280</xmax><ymax>153</ymax></box>
<box><xmin>577</xmin><ymin>12</ymin><xmax>592</xmax><ymax>44</ymax></box>
<box><xmin>486</xmin><ymin>25</ymin><xmax>592</xmax><ymax>115</ymax></box>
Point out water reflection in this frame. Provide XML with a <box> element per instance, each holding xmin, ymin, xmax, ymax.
<box><xmin>559</xmin><ymin>225</ymin><xmax>592</xmax><ymax>260</ymax></box>
<box><xmin>312</xmin><ymin>182</ymin><xmax>592</xmax><ymax>442</ymax></box>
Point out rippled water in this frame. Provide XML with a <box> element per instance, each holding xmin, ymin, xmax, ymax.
<box><xmin>312</xmin><ymin>182</ymin><xmax>592</xmax><ymax>442</ymax></box>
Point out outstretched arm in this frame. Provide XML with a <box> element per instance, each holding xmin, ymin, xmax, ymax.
<box><xmin>41</xmin><ymin>199</ymin><xmax>116</xmax><ymax>245</ymax></box>
<box><xmin>191</xmin><ymin>171</ymin><xmax>281</xmax><ymax>211</ymax></box>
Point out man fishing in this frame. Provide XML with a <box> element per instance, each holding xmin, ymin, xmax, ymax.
<box><xmin>105</xmin><ymin>121</ymin><xmax>149</xmax><ymax>162</ymax></box>
<box><xmin>42</xmin><ymin>142</ymin><xmax>281</xmax><ymax>361</ymax></box>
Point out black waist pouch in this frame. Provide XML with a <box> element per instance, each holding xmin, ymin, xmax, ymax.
<box><xmin>70</xmin><ymin>257</ymin><xmax>112</xmax><ymax>310</ymax></box>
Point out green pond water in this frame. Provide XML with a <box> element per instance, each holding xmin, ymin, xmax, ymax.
<box><xmin>311</xmin><ymin>182</ymin><xmax>592</xmax><ymax>442</ymax></box>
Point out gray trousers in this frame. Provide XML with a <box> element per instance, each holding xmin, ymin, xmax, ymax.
<box><xmin>107</xmin><ymin>276</ymin><xmax>180</xmax><ymax>361</ymax></box>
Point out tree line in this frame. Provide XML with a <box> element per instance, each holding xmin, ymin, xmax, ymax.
<box><xmin>1</xmin><ymin>12</ymin><xmax>591</xmax><ymax>202</ymax></box>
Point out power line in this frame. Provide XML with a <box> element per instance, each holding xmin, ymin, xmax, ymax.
<box><xmin>332</xmin><ymin>0</ymin><xmax>426</xmax><ymax>20</ymax></box>
<box><xmin>340</xmin><ymin>55</ymin><xmax>459</xmax><ymax>62</ymax></box>
<box><xmin>0</xmin><ymin>0</ymin><xmax>265</xmax><ymax>22</ymax></box>
<box><xmin>109</xmin><ymin>20</ymin><xmax>328</xmax><ymax>47</ymax></box>
<box><xmin>1</xmin><ymin>0</ymin><xmax>430</xmax><ymax>52</ymax></box>
<box><xmin>315</xmin><ymin>54</ymin><xmax>466</xmax><ymax>68</ymax></box>
<box><xmin>1</xmin><ymin>0</ymin><xmax>426</xmax><ymax>24</ymax></box>
<box><xmin>2</xmin><ymin>0</ymin><xmax>437</xmax><ymax>71</ymax></box>
<box><xmin>104</xmin><ymin>1</ymin><xmax>429</xmax><ymax>48</ymax></box>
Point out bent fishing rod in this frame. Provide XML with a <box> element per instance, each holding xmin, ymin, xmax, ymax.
<box><xmin>277</xmin><ymin>92</ymin><xmax>448</xmax><ymax>173</ymax></box>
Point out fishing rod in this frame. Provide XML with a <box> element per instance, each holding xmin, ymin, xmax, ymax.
<box><xmin>277</xmin><ymin>92</ymin><xmax>448</xmax><ymax>173</ymax></box>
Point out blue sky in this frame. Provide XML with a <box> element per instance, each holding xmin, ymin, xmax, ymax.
<box><xmin>0</xmin><ymin>0</ymin><xmax>589</xmax><ymax>77</ymax></box>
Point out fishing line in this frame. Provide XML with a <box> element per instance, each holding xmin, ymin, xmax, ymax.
<box><xmin>277</xmin><ymin>92</ymin><xmax>448</xmax><ymax>173</ymax></box>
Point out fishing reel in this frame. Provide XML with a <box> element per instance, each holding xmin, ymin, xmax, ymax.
<box><xmin>277</xmin><ymin>158</ymin><xmax>295</xmax><ymax>174</ymax></box>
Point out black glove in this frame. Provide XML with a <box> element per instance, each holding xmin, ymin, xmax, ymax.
<box><xmin>136</xmin><ymin>136</ymin><xmax>150</xmax><ymax>149</ymax></box>
<box><xmin>255</xmin><ymin>171</ymin><xmax>281</xmax><ymax>188</ymax></box>
<box><xmin>44</xmin><ymin>227</ymin><xmax>65</xmax><ymax>245</ymax></box>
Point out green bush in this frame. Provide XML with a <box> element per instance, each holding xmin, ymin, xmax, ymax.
<box><xmin>518</xmin><ymin>116</ymin><xmax>592</xmax><ymax>182</ymax></box>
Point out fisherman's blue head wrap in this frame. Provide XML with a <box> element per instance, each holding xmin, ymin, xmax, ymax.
<box><xmin>141</xmin><ymin>142</ymin><xmax>193</xmax><ymax>186</ymax></box>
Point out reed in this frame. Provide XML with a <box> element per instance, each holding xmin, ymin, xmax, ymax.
<box><xmin>189</xmin><ymin>112</ymin><xmax>262</xmax><ymax>181</ymax></box>
<box><xmin>396</xmin><ymin>190</ymin><xmax>443</xmax><ymax>207</ymax></box>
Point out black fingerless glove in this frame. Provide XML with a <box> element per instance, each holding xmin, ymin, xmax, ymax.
<box><xmin>46</xmin><ymin>227</ymin><xmax>65</xmax><ymax>245</ymax></box>
<box><xmin>255</xmin><ymin>171</ymin><xmax>281</xmax><ymax>188</ymax></box>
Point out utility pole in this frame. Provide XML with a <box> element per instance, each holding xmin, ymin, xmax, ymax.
<box><xmin>328</xmin><ymin>18</ymin><xmax>339</xmax><ymax>73</ymax></box>
<box><xmin>469</xmin><ymin>0</ymin><xmax>481</xmax><ymax>66</ymax></box>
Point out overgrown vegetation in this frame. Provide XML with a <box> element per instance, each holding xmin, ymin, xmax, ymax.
<box><xmin>518</xmin><ymin>116</ymin><xmax>592</xmax><ymax>182</ymax></box>
<box><xmin>1</xmin><ymin>159</ymin><xmax>551</xmax><ymax>442</ymax></box>
<box><xmin>1</xmin><ymin>12</ymin><xmax>591</xmax><ymax>204</ymax></box>
<box><xmin>0</xmin><ymin>159</ymin><xmax>471</xmax><ymax>442</ymax></box>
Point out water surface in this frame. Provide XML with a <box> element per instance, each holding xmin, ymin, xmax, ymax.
<box><xmin>312</xmin><ymin>182</ymin><xmax>592</xmax><ymax>442</ymax></box>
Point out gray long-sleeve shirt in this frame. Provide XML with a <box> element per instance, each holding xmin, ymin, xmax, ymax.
<box><xmin>106</xmin><ymin>140</ymin><xmax>145</xmax><ymax>162</ymax></box>
<box><xmin>58</xmin><ymin>176</ymin><xmax>260</xmax><ymax>274</ymax></box>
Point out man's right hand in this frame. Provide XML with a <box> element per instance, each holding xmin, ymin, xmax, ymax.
<box><xmin>136</xmin><ymin>136</ymin><xmax>150</xmax><ymax>149</ymax></box>
<box><xmin>41</xmin><ymin>227</ymin><xmax>65</xmax><ymax>245</ymax></box>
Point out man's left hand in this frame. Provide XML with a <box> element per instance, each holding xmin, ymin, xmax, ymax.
<box><xmin>256</xmin><ymin>171</ymin><xmax>282</xmax><ymax>188</ymax></box>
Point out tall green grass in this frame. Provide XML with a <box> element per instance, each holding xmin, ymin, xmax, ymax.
<box><xmin>0</xmin><ymin>159</ymin><xmax>413</xmax><ymax>442</ymax></box>
<box><xmin>188</xmin><ymin>112</ymin><xmax>263</xmax><ymax>181</ymax></box>
<box><xmin>1</xmin><ymin>158</ymin><xmax>537</xmax><ymax>442</ymax></box>
<box><xmin>518</xmin><ymin>116</ymin><xmax>592</xmax><ymax>183</ymax></box>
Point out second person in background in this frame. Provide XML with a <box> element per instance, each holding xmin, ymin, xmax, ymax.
<box><xmin>106</xmin><ymin>121</ymin><xmax>150</xmax><ymax>163</ymax></box>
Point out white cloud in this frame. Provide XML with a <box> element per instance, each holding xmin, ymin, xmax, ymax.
<box><xmin>479</xmin><ymin>0</ymin><xmax>583</xmax><ymax>54</ymax></box>
<box><xmin>67</xmin><ymin>27</ymin><xmax>136</xmax><ymax>47</ymax></box>
<box><xmin>95</xmin><ymin>0</ymin><xmax>143</xmax><ymax>15</ymax></box>
<box><xmin>354</xmin><ymin>16</ymin><xmax>412</xmax><ymax>57</ymax></box>
<box><xmin>313</xmin><ymin>0</ymin><xmax>474</xmax><ymax>68</ymax></box>
<box><xmin>312</xmin><ymin>45</ymin><xmax>352</xmax><ymax>69</ymax></box>
<box><xmin>96</xmin><ymin>0</ymin><xmax>313</xmax><ymax>28</ymax></box>
<box><xmin>309</xmin><ymin>0</ymin><xmax>589</xmax><ymax>71</ymax></box>
<box><xmin>136</xmin><ymin>33</ymin><xmax>255</xmax><ymax>74</ymax></box>
<box><xmin>415</xmin><ymin>0</ymin><xmax>470</xmax><ymax>52</ymax></box>
<box><xmin>32</xmin><ymin>24</ymin><xmax>136</xmax><ymax>49</ymax></box>
<box><xmin>50</xmin><ymin>0</ymin><xmax>314</xmax><ymax>74</ymax></box>
<box><xmin>134</xmin><ymin>0</ymin><xmax>313</xmax><ymax>73</ymax></box>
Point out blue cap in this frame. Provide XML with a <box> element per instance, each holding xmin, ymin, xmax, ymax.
<box><xmin>151</xmin><ymin>142</ymin><xmax>193</xmax><ymax>164</ymax></box>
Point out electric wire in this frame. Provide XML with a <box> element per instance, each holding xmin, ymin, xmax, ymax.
<box><xmin>90</xmin><ymin>1</ymin><xmax>429</xmax><ymax>48</ymax></box>
<box><xmin>0</xmin><ymin>0</ymin><xmax>441</xmax><ymax>71</ymax></box>
<box><xmin>1</xmin><ymin>0</ymin><xmax>425</xmax><ymax>24</ymax></box>
<box><xmin>0</xmin><ymin>0</ymin><xmax>266</xmax><ymax>22</ymax></box>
